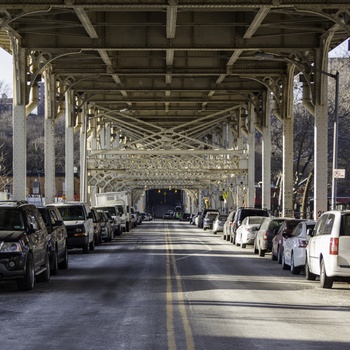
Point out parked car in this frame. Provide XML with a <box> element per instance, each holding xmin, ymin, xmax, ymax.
<box><xmin>101</xmin><ymin>211</ymin><xmax>114</xmax><ymax>242</ymax></box>
<box><xmin>230</xmin><ymin>207</ymin><xmax>270</xmax><ymax>244</ymax></box>
<box><xmin>254</xmin><ymin>217</ymin><xmax>287</xmax><ymax>257</ymax></box>
<box><xmin>212</xmin><ymin>214</ymin><xmax>228</xmax><ymax>234</ymax></box>
<box><xmin>94</xmin><ymin>205</ymin><xmax>122</xmax><ymax>235</ymax></box>
<box><xmin>53</xmin><ymin>202</ymin><xmax>94</xmax><ymax>254</ymax></box>
<box><xmin>38</xmin><ymin>205</ymin><xmax>69</xmax><ymax>275</ymax></box>
<box><xmin>198</xmin><ymin>208</ymin><xmax>219</xmax><ymax>228</ymax></box>
<box><xmin>235</xmin><ymin>216</ymin><xmax>266</xmax><ymax>248</ymax></box>
<box><xmin>163</xmin><ymin>210</ymin><xmax>174</xmax><ymax>219</ymax></box>
<box><xmin>0</xmin><ymin>201</ymin><xmax>50</xmax><ymax>291</ymax></box>
<box><xmin>282</xmin><ymin>220</ymin><xmax>316</xmax><ymax>274</ymax></box>
<box><xmin>306</xmin><ymin>210</ymin><xmax>350</xmax><ymax>288</ymax></box>
<box><xmin>271</xmin><ymin>219</ymin><xmax>305</xmax><ymax>263</ymax></box>
<box><xmin>91</xmin><ymin>208</ymin><xmax>103</xmax><ymax>246</ymax></box>
<box><xmin>222</xmin><ymin>211</ymin><xmax>235</xmax><ymax>241</ymax></box>
<box><xmin>203</xmin><ymin>211</ymin><xmax>220</xmax><ymax>230</ymax></box>
<box><xmin>194</xmin><ymin>212</ymin><xmax>202</xmax><ymax>226</ymax></box>
<box><xmin>180</xmin><ymin>212</ymin><xmax>191</xmax><ymax>221</ymax></box>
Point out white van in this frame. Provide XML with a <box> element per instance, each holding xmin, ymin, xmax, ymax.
<box><xmin>306</xmin><ymin>210</ymin><xmax>350</xmax><ymax>288</ymax></box>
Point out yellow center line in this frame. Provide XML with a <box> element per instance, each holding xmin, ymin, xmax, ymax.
<box><xmin>165</xmin><ymin>223</ymin><xmax>195</xmax><ymax>350</ymax></box>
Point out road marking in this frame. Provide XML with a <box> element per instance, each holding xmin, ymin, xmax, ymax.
<box><xmin>165</xmin><ymin>224</ymin><xmax>195</xmax><ymax>350</ymax></box>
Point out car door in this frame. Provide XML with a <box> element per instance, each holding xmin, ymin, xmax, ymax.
<box><xmin>49</xmin><ymin>207</ymin><xmax>66</xmax><ymax>257</ymax></box>
<box><xmin>26</xmin><ymin>208</ymin><xmax>46</xmax><ymax>270</ymax></box>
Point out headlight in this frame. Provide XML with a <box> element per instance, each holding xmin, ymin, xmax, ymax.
<box><xmin>75</xmin><ymin>227</ymin><xmax>84</xmax><ymax>233</ymax></box>
<box><xmin>0</xmin><ymin>242</ymin><xmax>23</xmax><ymax>253</ymax></box>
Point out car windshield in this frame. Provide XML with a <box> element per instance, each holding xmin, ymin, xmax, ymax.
<box><xmin>57</xmin><ymin>206</ymin><xmax>85</xmax><ymax>220</ymax></box>
<box><xmin>0</xmin><ymin>209</ymin><xmax>25</xmax><ymax>230</ymax></box>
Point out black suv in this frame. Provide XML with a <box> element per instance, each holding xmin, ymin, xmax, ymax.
<box><xmin>38</xmin><ymin>205</ymin><xmax>68</xmax><ymax>275</ymax></box>
<box><xmin>230</xmin><ymin>207</ymin><xmax>270</xmax><ymax>244</ymax></box>
<box><xmin>0</xmin><ymin>201</ymin><xmax>50</xmax><ymax>290</ymax></box>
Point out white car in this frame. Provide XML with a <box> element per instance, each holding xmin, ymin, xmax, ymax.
<box><xmin>235</xmin><ymin>216</ymin><xmax>266</xmax><ymax>248</ymax></box>
<box><xmin>282</xmin><ymin>220</ymin><xmax>316</xmax><ymax>274</ymax></box>
<box><xmin>212</xmin><ymin>214</ymin><xmax>228</xmax><ymax>234</ymax></box>
<box><xmin>306</xmin><ymin>210</ymin><xmax>350</xmax><ymax>288</ymax></box>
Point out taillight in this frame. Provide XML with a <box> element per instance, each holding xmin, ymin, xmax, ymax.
<box><xmin>329</xmin><ymin>238</ymin><xmax>339</xmax><ymax>255</ymax></box>
<box><xmin>263</xmin><ymin>231</ymin><xmax>268</xmax><ymax>240</ymax></box>
<box><xmin>297</xmin><ymin>239</ymin><xmax>307</xmax><ymax>248</ymax></box>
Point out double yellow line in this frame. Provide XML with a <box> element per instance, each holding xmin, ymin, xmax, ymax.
<box><xmin>165</xmin><ymin>224</ymin><xmax>195</xmax><ymax>350</ymax></box>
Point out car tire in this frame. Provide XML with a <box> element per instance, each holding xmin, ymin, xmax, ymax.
<box><xmin>253</xmin><ymin>243</ymin><xmax>258</xmax><ymax>254</ymax></box>
<box><xmin>290</xmin><ymin>253</ymin><xmax>301</xmax><ymax>275</ymax></box>
<box><xmin>50</xmin><ymin>249</ymin><xmax>59</xmax><ymax>276</ymax></box>
<box><xmin>258</xmin><ymin>245</ymin><xmax>265</xmax><ymax>257</ymax></box>
<box><xmin>83</xmin><ymin>243</ymin><xmax>89</xmax><ymax>254</ymax></box>
<box><xmin>281</xmin><ymin>252</ymin><xmax>290</xmax><ymax>270</ymax></box>
<box><xmin>58</xmin><ymin>244</ymin><xmax>69</xmax><ymax>270</ymax></box>
<box><xmin>89</xmin><ymin>239</ymin><xmax>95</xmax><ymax>251</ymax></box>
<box><xmin>305</xmin><ymin>256</ymin><xmax>316</xmax><ymax>281</ymax></box>
<box><xmin>271</xmin><ymin>249</ymin><xmax>278</xmax><ymax>261</ymax></box>
<box><xmin>277</xmin><ymin>246</ymin><xmax>283</xmax><ymax>264</ymax></box>
<box><xmin>17</xmin><ymin>253</ymin><xmax>35</xmax><ymax>291</ymax></box>
<box><xmin>241</xmin><ymin>243</ymin><xmax>246</xmax><ymax>249</ymax></box>
<box><xmin>320</xmin><ymin>259</ymin><xmax>333</xmax><ymax>289</ymax></box>
<box><xmin>37</xmin><ymin>252</ymin><xmax>51</xmax><ymax>283</ymax></box>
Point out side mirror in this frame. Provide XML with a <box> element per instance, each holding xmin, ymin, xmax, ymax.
<box><xmin>27</xmin><ymin>223</ymin><xmax>37</xmax><ymax>234</ymax></box>
<box><xmin>306</xmin><ymin>228</ymin><xmax>313</xmax><ymax>237</ymax></box>
<box><xmin>87</xmin><ymin>212</ymin><xmax>93</xmax><ymax>219</ymax></box>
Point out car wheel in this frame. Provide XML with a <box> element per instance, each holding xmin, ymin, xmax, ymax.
<box><xmin>277</xmin><ymin>246</ymin><xmax>283</xmax><ymax>264</ymax></box>
<box><xmin>253</xmin><ymin>243</ymin><xmax>258</xmax><ymax>254</ymax></box>
<box><xmin>271</xmin><ymin>248</ymin><xmax>278</xmax><ymax>261</ymax></box>
<box><xmin>50</xmin><ymin>249</ymin><xmax>59</xmax><ymax>276</ymax></box>
<box><xmin>281</xmin><ymin>252</ymin><xmax>290</xmax><ymax>270</ymax></box>
<box><xmin>17</xmin><ymin>253</ymin><xmax>35</xmax><ymax>291</ymax></box>
<box><xmin>320</xmin><ymin>259</ymin><xmax>333</xmax><ymax>289</ymax></box>
<box><xmin>58</xmin><ymin>244</ymin><xmax>69</xmax><ymax>270</ymax></box>
<box><xmin>222</xmin><ymin>233</ymin><xmax>226</xmax><ymax>240</ymax></box>
<box><xmin>241</xmin><ymin>243</ymin><xmax>246</xmax><ymax>249</ymax></box>
<box><xmin>82</xmin><ymin>243</ymin><xmax>89</xmax><ymax>254</ymax></box>
<box><xmin>89</xmin><ymin>239</ymin><xmax>95</xmax><ymax>251</ymax></box>
<box><xmin>305</xmin><ymin>256</ymin><xmax>316</xmax><ymax>281</ymax></box>
<box><xmin>290</xmin><ymin>253</ymin><xmax>301</xmax><ymax>275</ymax></box>
<box><xmin>37</xmin><ymin>252</ymin><xmax>50</xmax><ymax>283</ymax></box>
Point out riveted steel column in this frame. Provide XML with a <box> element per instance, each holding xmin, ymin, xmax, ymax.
<box><xmin>43</xmin><ymin>69</ymin><xmax>56</xmax><ymax>204</ymax></box>
<box><xmin>247</xmin><ymin>102</ymin><xmax>255</xmax><ymax>207</ymax></box>
<box><xmin>313</xmin><ymin>48</ymin><xmax>329</xmax><ymax>218</ymax></box>
<box><xmin>282</xmin><ymin>65</ymin><xmax>295</xmax><ymax>217</ymax></box>
<box><xmin>262</xmin><ymin>92</ymin><xmax>271</xmax><ymax>211</ymax></box>
<box><xmin>65</xmin><ymin>89</ymin><xmax>75</xmax><ymax>202</ymax></box>
<box><xmin>12</xmin><ymin>39</ymin><xmax>27</xmax><ymax>200</ymax></box>
<box><xmin>80</xmin><ymin>105</ymin><xmax>88</xmax><ymax>202</ymax></box>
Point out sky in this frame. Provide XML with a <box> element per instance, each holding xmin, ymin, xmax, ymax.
<box><xmin>0</xmin><ymin>39</ymin><xmax>348</xmax><ymax>97</ymax></box>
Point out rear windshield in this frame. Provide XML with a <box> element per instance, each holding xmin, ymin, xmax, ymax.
<box><xmin>98</xmin><ymin>207</ymin><xmax>117</xmax><ymax>216</ymax></box>
<box><xmin>341</xmin><ymin>214</ymin><xmax>350</xmax><ymax>236</ymax></box>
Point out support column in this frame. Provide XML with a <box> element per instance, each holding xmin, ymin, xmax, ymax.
<box><xmin>11</xmin><ymin>39</ymin><xmax>27</xmax><ymax>200</ymax></box>
<box><xmin>43</xmin><ymin>69</ymin><xmax>56</xmax><ymax>204</ymax></box>
<box><xmin>65</xmin><ymin>89</ymin><xmax>75</xmax><ymax>201</ymax></box>
<box><xmin>282</xmin><ymin>65</ymin><xmax>295</xmax><ymax>217</ymax></box>
<box><xmin>80</xmin><ymin>105</ymin><xmax>88</xmax><ymax>203</ymax></box>
<box><xmin>247</xmin><ymin>102</ymin><xmax>255</xmax><ymax>207</ymax></box>
<box><xmin>313</xmin><ymin>48</ymin><xmax>329</xmax><ymax>219</ymax></box>
<box><xmin>262</xmin><ymin>91</ymin><xmax>271</xmax><ymax>210</ymax></box>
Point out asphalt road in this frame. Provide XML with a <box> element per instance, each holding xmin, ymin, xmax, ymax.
<box><xmin>1</xmin><ymin>220</ymin><xmax>350</xmax><ymax>350</ymax></box>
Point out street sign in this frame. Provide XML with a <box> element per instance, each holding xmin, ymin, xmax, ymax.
<box><xmin>334</xmin><ymin>169</ymin><xmax>345</xmax><ymax>179</ymax></box>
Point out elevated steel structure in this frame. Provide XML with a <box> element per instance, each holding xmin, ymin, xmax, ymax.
<box><xmin>0</xmin><ymin>1</ymin><xmax>349</xmax><ymax>216</ymax></box>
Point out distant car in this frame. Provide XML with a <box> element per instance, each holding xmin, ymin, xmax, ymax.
<box><xmin>0</xmin><ymin>201</ymin><xmax>51</xmax><ymax>291</ymax></box>
<box><xmin>180</xmin><ymin>212</ymin><xmax>191</xmax><ymax>221</ymax></box>
<box><xmin>163</xmin><ymin>210</ymin><xmax>174</xmax><ymax>219</ymax></box>
<box><xmin>38</xmin><ymin>205</ymin><xmax>69</xmax><ymax>275</ymax></box>
<box><xmin>235</xmin><ymin>216</ymin><xmax>266</xmax><ymax>248</ymax></box>
<box><xmin>212</xmin><ymin>214</ymin><xmax>228</xmax><ymax>234</ymax></box>
<box><xmin>306</xmin><ymin>210</ymin><xmax>350</xmax><ymax>288</ymax></box>
<box><xmin>198</xmin><ymin>209</ymin><xmax>219</xmax><ymax>228</ymax></box>
<box><xmin>91</xmin><ymin>208</ymin><xmax>103</xmax><ymax>245</ymax></box>
<box><xmin>98</xmin><ymin>210</ymin><xmax>113</xmax><ymax>242</ymax></box>
<box><xmin>254</xmin><ymin>217</ymin><xmax>287</xmax><ymax>257</ymax></box>
<box><xmin>230</xmin><ymin>207</ymin><xmax>270</xmax><ymax>244</ymax></box>
<box><xmin>223</xmin><ymin>211</ymin><xmax>235</xmax><ymax>241</ymax></box>
<box><xmin>282</xmin><ymin>220</ymin><xmax>316</xmax><ymax>274</ymax></box>
<box><xmin>203</xmin><ymin>211</ymin><xmax>220</xmax><ymax>230</ymax></box>
<box><xmin>271</xmin><ymin>219</ymin><xmax>306</xmax><ymax>263</ymax></box>
<box><xmin>53</xmin><ymin>202</ymin><xmax>94</xmax><ymax>254</ymax></box>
